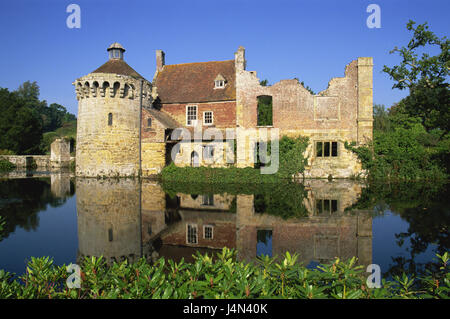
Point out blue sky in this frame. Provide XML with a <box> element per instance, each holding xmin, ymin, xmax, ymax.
<box><xmin>0</xmin><ymin>0</ymin><xmax>448</xmax><ymax>116</ymax></box>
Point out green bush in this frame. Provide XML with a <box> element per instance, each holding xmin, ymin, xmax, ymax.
<box><xmin>162</xmin><ymin>136</ymin><xmax>309</xmax><ymax>182</ymax></box>
<box><xmin>0</xmin><ymin>248</ymin><xmax>448</xmax><ymax>299</ymax></box>
<box><xmin>0</xmin><ymin>150</ymin><xmax>15</xmax><ymax>155</ymax></box>
<box><xmin>346</xmin><ymin>123</ymin><xmax>447</xmax><ymax>181</ymax></box>
<box><xmin>0</xmin><ymin>159</ymin><xmax>16</xmax><ymax>172</ymax></box>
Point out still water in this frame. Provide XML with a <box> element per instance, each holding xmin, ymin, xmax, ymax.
<box><xmin>0</xmin><ymin>171</ymin><xmax>448</xmax><ymax>279</ymax></box>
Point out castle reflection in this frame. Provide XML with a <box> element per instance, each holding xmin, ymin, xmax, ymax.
<box><xmin>75</xmin><ymin>178</ymin><xmax>372</xmax><ymax>267</ymax></box>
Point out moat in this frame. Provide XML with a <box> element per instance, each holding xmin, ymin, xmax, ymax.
<box><xmin>0</xmin><ymin>171</ymin><xmax>448</xmax><ymax>280</ymax></box>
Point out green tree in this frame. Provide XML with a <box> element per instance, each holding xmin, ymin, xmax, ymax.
<box><xmin>0</xmin><ymin>88</ymin><xmax>43</xmax><ymax>154</ymax></box>
<box><xmin>373</xmin><ymin>104</ymin><xmax>391</xmax><ymax>132</ymax></box>
<box><xmin>383</xmin><ymin>20</ymin><xmax>449</xmax><ymax>134</ymax></box>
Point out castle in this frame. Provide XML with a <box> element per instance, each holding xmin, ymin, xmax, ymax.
<box><xmin>73</xmin><ymin>43</ymin><xmax>373</xmax><ymax>178</ymax></box>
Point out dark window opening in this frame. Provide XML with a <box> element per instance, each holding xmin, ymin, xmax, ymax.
<box><xmin>332</xmin><ymin>142</ymin><xmax>338</xmax><ymax>157</ymax></box>
<box><xmin>324</xmin><ymin>142</ymin><xmax>330</xmax><ymax>157</ymax></box>
<box><xmin>147</xmin><ymin>118</ymin><xmax>152</xmax><ymax>127</ymax></box>
<box><xmin>108</xmin><ymin>228</ymin><xmax>113</xmax><ymax>242</ymax></box>
<box><xmin>316</xmin><ymin>141</ymin><xmax>339</xmax><ymax>157</ymax></box>
<box><xmin>316</xmin><ymin>142</ymin><xmax>323</xmax><ymax>157</ymax></box>
<box><xmin>257</xmin><ymin>229</ymin><xmax>273</xmax><ymax>258</ymax></box>
<box><xmin>108</xmin><ymin>113</ymin><xmax>113</xmax><ymax>126</ymax></box>
<box><xmin>316</xmin><ymin>199</ymin><xmax>339</xmax><ymax>214</ymax></box>
<box><xmin>257</xmin><ymin>95</ymin><xmax>273</xmax><ymax>126</ymax></box>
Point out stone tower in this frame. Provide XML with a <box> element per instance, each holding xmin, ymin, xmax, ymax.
<box><xmin>73</xmin><ymin>43</ymin><xmax>152</xmax><ymax>177</ymax></box>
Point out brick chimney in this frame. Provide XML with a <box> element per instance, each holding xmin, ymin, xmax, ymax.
<box><xmin>156</xmin><ymin>50</ymin><xmax>165</xmax><ymax>72</ymax></box>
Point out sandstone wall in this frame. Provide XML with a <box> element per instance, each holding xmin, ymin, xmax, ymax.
<box><xmin>74</xmin><ymin>73</ymin><xmax>152</xmax><ymax>177</ymax></box>
<box><xmin>76</xmin><ymin>178</ymin><xmax>141</xmax><ymax>264</ymax></box>
<box><xmin>234</xmin><ymin>56</ymin><xmax>373</xmax><ymax>178</ymax></box>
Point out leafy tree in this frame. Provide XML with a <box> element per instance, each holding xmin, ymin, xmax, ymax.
<box><xmin>373</xmin><ymin>104</ymin><xmax>391</xmax><ymax>132</ymax></box>
<box><xmin>383</xmin><ymin>20</ymin><xmax>450</xmax><ymax>134</ymax></box>
<box><xmin>0</xmin><ymin>88</ymin><xmax>43</xmax><ymax>154</ymax></box>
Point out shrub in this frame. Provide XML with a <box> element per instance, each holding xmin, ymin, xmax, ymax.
<box><xmin>0</xmin><ymin>248</ymin><xmax>448</xmax><ymax>299</ymax></box>
<box><xmin>0</xmin><ymin>159</ymin><xmax>16</xmax><ymax>172</ymax></box>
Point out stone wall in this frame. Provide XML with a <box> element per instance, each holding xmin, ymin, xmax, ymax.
<box><xmin>74</xmin><ymin>73</ymin><xmax>152</xmax><ymax>177</ymax></box>
<box><xmin>234</xmin><ymin>48</ymin><xmax>373</xmax><ymax>178</ymax></box>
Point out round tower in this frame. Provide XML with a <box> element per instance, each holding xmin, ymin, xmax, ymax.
<box><xmin>73</xmin><ymin>43</ymin><xmax>152</xmax><ymax>177</ymax></box>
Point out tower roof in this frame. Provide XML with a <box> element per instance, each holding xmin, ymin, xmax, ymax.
<box><xmin>91</xmin><ymin>43</ymin><xmax>144</xmax><ymax>79</ymax></box>
<box><xmin>92</xmin><ymin>59</ymin><xmax>144</xmax><ymax>79</ymax></box>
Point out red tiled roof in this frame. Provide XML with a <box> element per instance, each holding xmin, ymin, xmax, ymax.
<box><xmin>154</xmin><ymin>60</ymin><xmax>236</xmax><ymax>103</ymax></box>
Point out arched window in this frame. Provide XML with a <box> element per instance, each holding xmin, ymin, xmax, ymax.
<box><xmin>191</xmin><ymin>151</ymin><xmax>199</xmax><ymax>167</ymax></box>
<box><xmin>108</xmin><ymin>113</ymin><xmax>113</xmax><ymax>126</ymax></box>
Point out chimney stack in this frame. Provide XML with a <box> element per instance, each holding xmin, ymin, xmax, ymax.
<box><xmin>234</xmin><ymin>46</ymin><xmax>246</xmax><ymax>71</ymax></box>
<box><xmin>156</xmin><ymin>50</ymin><xmax>165</xmax><ymax>72</ymax></box>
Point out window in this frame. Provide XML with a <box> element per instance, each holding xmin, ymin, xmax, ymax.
<box><xmin>215</xmin><ymin>80</ymin><xmax>225</xmax><ymax>88</ymax></box>
<box><xmin>108</xmin><ymin>113</ymin><xmax>113</xmax><ymax>126</ymax></box>
<box><xmin>147</xmin><ymin>118</ymin><xmax>152</xmax><ymax>127</ymax></box>
<box><xmin>257</xmin><ymin>95</ymin><xmax>273</xmax><ymax>126</ymax></box>
<box><xmin>203</xmin><ymin>111</ymin><xmax>213</xmax><ymax>125</ymax></box>
<box><xmin>202</xmin><ymin>194</ymin><xmax>214</xmax><ymax>206</ymax></box>
<box><xmin>187</xmin><ymin>224</ymin><xmax>198</xmax><ymax>244</ymax></box>
<box><xmin>316</xmin><ymin>199</ymin><xmax>338</xmax><ymax>214</ymax></box>
<box><xmin>204</xmin><ymin>225</ymin><xmax>214</xmax><ymax>239</ymax></box>
<box><xmin>203</xmin><ymin>144</ymin><xmax>214</xmax><ymax>160</ymax></box>
<box><xmin>316</xmin><ymin>141</ymin><xmax>338</xmax><ymax>157</ymax></box>
<box><xmin>108</xmin><ymin>228</ymin><xmax>113</xmax><ymax>242</ymax></box>
<box><xmin>186</xmin><ymin>105</ymin><xmax>197</xmax><ymax>126</ymax></box>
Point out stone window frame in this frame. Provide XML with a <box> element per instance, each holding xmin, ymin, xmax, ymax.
<box><xmin>186</xmin><ymin>105</ymin><xmax>198</xmax><ymax>126</ymax></box>
<box><xmin>203</xmin><ymin>111</ymin><xmax>214</xmax><ymax>126</ymax></box>
<box><xmin>186</xmin><ymin>224</ymin><xmax>198</xmax><ymax>244</ymax></box>
<box><xmin>203</xmin><ymin>225</ymin><xmax>214</xmax><ymax>240</ymax></box>
<box><xmin>316</xmin><ymin>141</ymin><xmax>339</xmax><ymax>158</ymax></box>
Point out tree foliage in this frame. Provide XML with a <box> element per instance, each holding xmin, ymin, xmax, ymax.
<box><xmin>383</xmin><ymin>20</ymin><xmax>449</xmax><ymax>134</ymax></box>
<box><xmin>0</xmin><ymin>81</ymin><xmax>76</xmax><ymax>155</ymax></box>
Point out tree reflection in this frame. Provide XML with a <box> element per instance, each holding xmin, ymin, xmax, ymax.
<box><xmin>350</xmin><ymin>181</ymin><xmax>449</xmax><ymax>278</ymax></box>
<box><xmin>0</xmin><ymin>178</ymin><xmax>74</xmax><ymax>240</ymax></box>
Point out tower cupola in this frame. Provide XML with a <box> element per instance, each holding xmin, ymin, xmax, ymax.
<box><xmin>107</xmin><ymin>42</ymin><xmax>125</xmax><ymax>60</ymax></box>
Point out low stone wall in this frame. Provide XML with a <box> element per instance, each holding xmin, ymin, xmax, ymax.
<box><xmin>0</xmin><ymin>155</ymin><xmax>74</xmax><ymax>170</ymax></box>
<box><xmin>0</xmin><ymin>155</ymin><xmax>50</xmax><ymax>168</ymax></box>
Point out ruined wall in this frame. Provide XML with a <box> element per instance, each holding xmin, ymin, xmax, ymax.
<box><xmin>50</xmin><ymin>138</ymin><xmax>71</xmax><ymax>168</ymax></box>
<box><xmin>74</xmin><ymin>73</ymin><xmax>152</xmax><ymax>177</ymax></box>
<box><xmin>234</xmin><ymin>51</ymin><xmax>373</xmax><ymax>178</ymax></box>
<box><xmin>235</xmin><ymin>182</ymin><xmax>372</xmax><ymax>266</ymax></box>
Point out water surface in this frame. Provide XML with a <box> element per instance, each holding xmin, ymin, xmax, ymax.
<box><xmin>0</xmin><ymin>172</ymin><xmax>448</xmax><ymax>280</ymax></box>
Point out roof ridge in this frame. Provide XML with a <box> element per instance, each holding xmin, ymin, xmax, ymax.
<box><xmin>164</xmin><ymin>59</ymin><xmax>234</xmax><ymax>68</ymax></box>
